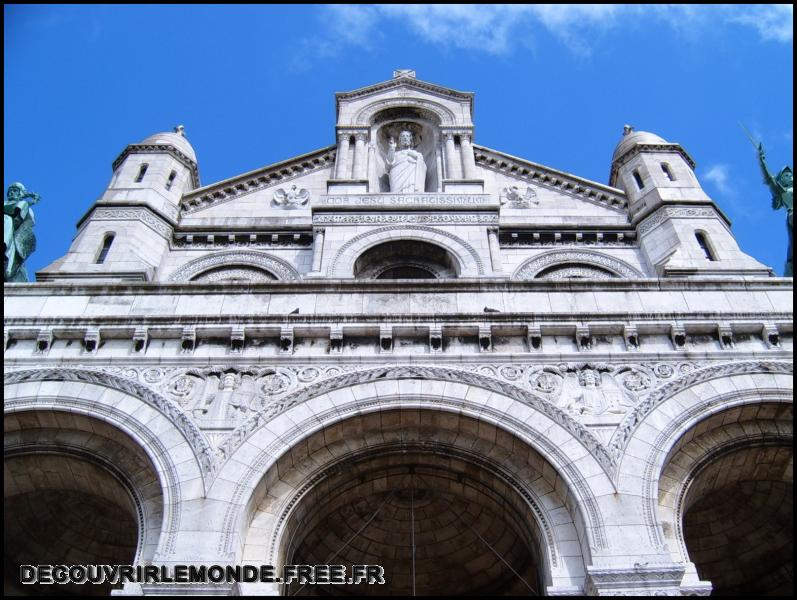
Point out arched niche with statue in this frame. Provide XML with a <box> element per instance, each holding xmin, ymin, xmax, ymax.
<box><xmin>370</xmin><ymin>109</ymin><xmax>441</xmax><ymax>193</ymax></box>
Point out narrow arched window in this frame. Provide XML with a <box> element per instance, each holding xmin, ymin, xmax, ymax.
<box><xmin>96</xmin><ymin>234</ymin><xmax>115</xmax><ymax>264</ymax></box>
<box><xmin>695</xmin><ymin>231</ymin><xmax>715</xmax><ymax>261</ymax></box>
<box><xmin>632</xmin><ymin>170</ymin><xmax>645</xmax><ymax>190</ymax></box>
<box><xmin>165</xmin><ymin>170</ymin><xmax>177</xmax><ymax>190</ymax></box>
<box><xmin>661</xmin><ymin>163</ymin><xmax>676</xmax><ymax>181</ymax></box>
<box><xmin>135</xmin><ymin>163</ymin><xmax>148</xmax><ymax>183</ymax></box>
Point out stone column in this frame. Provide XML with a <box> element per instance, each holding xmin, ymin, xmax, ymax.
<box><xmin>311</xmin><ymin>228</ymin><xmax>325</xmax><ymax>273</ymax></box>
<box><xmin>334</xmin><ymin>133</ymin><xmax>350</xmax><ymax>179</ymax></box>
<box><xmin>487</xmin><ymin>227</ymin><xmax>503</xmax><ymax>273</ymax></box>
<box><xmin>460</xmin><ymin>132</ymin><xmax>477</xmax><ymax>180</ymax></box>
<box><xmin>352</xmin><ymin>132</ymin><xmax>367</xmax><ymax>180</ymax></box>
<box><xmin>443</xmin><ymin>132</ymin><xmax>458</xmax><ymax>179</ymax></box>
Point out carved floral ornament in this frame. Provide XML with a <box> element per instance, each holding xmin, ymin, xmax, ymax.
<box><xmin>6</xmin><ymin>360</ymin><xmax>788</xmax><ymax>486</ymax></box>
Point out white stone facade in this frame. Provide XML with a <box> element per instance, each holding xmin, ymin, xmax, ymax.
<box><xmin>4</xmin><ymin>71</ymin><xmax>793</xmax><ymax>596</ymax></box>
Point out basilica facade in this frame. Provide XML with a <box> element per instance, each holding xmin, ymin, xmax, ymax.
<box><xmin>4</xmin><ymin>71</ymin><xmax>793</xmax><ymax>596</ymax></box>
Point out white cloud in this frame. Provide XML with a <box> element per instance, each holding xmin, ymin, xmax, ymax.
<box><xmin>311</xmin><ymin>4</ymin><xmax>793</xmax><ymax>60</ymax></box>
<box><xmin>703</xmin><ymin>164</ymin><xmax>733</xmax><ymax>195</ymax></box>
<box><xmin>376</xmin><ymin>4</ymin><xmax>624</xmax><ymax>55</ymax></box>
<box><xmin>729</xmin><ymin>4</ymin><xmax>793</xmax><ymax>43</ymax></box>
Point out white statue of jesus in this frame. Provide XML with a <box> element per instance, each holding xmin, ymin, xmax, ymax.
<box><xmin>385</xmin><ymin>130</ymin><xmax>427</xmax><ymax>193</ymax></box>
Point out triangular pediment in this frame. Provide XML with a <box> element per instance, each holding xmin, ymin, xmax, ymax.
<box><xmin>475</xmin><ymin>144</ymin><xmax>628</xmax><ymax>214</ymax></box>
<box><xmin>336</xmin><ymin>74</ymin><xmax>474</xmax><ymax>118</ymax></box>
<box><xmin>180</xmin><ymin>145</ymin><xmax>336</xmax><ymax>216</ymax></box>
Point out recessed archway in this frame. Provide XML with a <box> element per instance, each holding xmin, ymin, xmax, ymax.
<box><xmin>4</xmin><ymin>411</ymin><xmax>165</xmax><ymax>596</ymax></box>
<box><xmin>354</xmin><ymin>240</ymin><xmax>459</xmax><ymax>279</ymax></box>
<box><xmin>282</xmin><ymin>446</ymin><xmax>542</xmax><ymax>596</ymax></box>
<box><xmin>4</xmin><ymin>453</ymin><xmax>140</xmax><ymax>596</ymax></box>
<box><xmin>657</xmin><ymin>403</ymin><xmax>793</xmax><ymax>596</ymax></box>
<box><xmin>240</xmin><ymin>407</ymin><xmax>593</xmax><ymax>596</ymax></box>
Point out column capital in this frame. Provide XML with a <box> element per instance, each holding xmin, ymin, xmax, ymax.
<box><xmin>353</xmin><ymin>132</ymin><xmax>368</xmax><ymax>143</ymax></box>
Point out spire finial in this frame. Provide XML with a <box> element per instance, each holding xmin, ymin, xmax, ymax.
<box><xmin>393</xmin><ymin>69</ymin><xmax>416</xmax><ymax>79</ymax></box>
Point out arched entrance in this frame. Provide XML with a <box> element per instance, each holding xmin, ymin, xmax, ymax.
<box><xmin>657</xmin><ymin>403</ymin><xmax>793</xmax><ymax>595</ymax></box>
<box><xmin>240</xmin><ymin>407</ymin><xmax>593</xmax><ymax>596</ymax></box>
<box><xmin>4</xmin><ymin>410</ymin><xmax>165</xmax><ymax>596</ymax></box>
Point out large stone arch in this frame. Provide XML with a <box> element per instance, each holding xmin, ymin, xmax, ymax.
<box><xmin>611</xmin><ymin>361</ymin><xmax>793</xmax><ymax>546</ymax></box>
<box><xmin>247</xmin><ymin>410</ymin><xmax>583</xmax><ymax>595</ymax></box>
<box><xmin>167</xmin><ymin>250</ymin><xmax>301</xmax><ymax>282</ymax></box>
<box><xmin>212</xmin><ymin>374</ymin><xmax>613</xmax><ymax>592</ymax></box>
<box><xmin>328</xmin><ymin>226</ymin><xmax>486</xmax><ymax>277</ymax></box>
<box><xmin>353</xmin><ymin>97</ymin><xmax>457</xmax><ymax>127</ymax></box>
<box><xmin>655</xmin><ymin>403</ymin><xmax>792</xmax><ymax>590</ymax></box>
<box><xmin>3</xmin><ymin>407</ymin><xmax>162</xmax><ymax>594</ymax></box>
<box><xmin>4</xmin><ymin>368</ymin><xmax>214</xmax><ymax>560</ymax></box>
<box><xmin>512</xmin><ymin>249</ymin><xmax>645</xmax><ymax>280</ymax></box>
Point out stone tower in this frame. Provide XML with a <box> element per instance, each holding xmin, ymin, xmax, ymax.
<box><xmin>4</xmin><ymin>72</ymin><xmax>793</xmax><ymax>596</ymax></box>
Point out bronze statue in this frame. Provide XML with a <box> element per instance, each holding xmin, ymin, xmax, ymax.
<box><xmin>757</xmin><ymin>144</ymin><xmax>793</xmax><ymax>276</ymax></box>
<box><xmin>4</xmin><ymin>182</ymin><xmax>40</xmax><ymax>282</ymax></box>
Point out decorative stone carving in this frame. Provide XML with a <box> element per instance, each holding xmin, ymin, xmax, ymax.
<box><xmin>90</xmin><ymin>207</ymin><xmax>173</xmax><ymax>239</ymax></box>
<box><xmin>168</xmin><ymin>250</ymin><xmax>300</xmax><ymax>282</ymax></box>
<box><xmin>259</xmin><ymin>371</ymin><xmax>291</xmax><ymax>396</ymax></box>
<box><xmin>3</xmin><ymin>367</ymin><xmax>217</xmax><ymax>480</ymax></box>
<box><xmin>272</xmin><ymin>184</ymin><xmax>310</xmax><ymax>209</ymax></box>
<box><xmin>637</xmin><ymin>206</ymin><xmax>721</xmax><ymax>236</ymax></box>
<box><xmin>313</xmin><ymin>213</ymin><xmax>498</xmax><ymax>225</ymax></box>
<box><xmin>215</xmin><ymin>364</ymin><xmax>615</xmax><ymax>475</ymax></box>
<box><xmin>620</xmin><ymin>370</ymin><xmax>652</xmax><ymax>393</ymax></box>
<box><xmin>167</xmin><ymin>375</ymin><xmax>197</xmax><ymax>400</ymax></box>
<box><xmin>318</xmin><ymin>193</ymin><xmax>493</xmax><ymax>207</ymax></box>
<box><xmin>608</xmin><ymin>360</ymin><xmax>794</xmax><ymax>461</ymax></box>
<box><xmin>499</xmin><ymin>185</ymin><xmax>539</xmax><ymax>208</ymax></box>
<box><xmin>537</xmin><ymin>266</ymin><xmax>616</xmax><ymax>280</ymax></box>
<box><xmin>191</xmin><ymin>267</ymin><xmax>276</xmax><ymax>283</ymax></box>
<box><xmin>512</xmin><ymin>250</ymin><xmax>644</xmax><ymax>280</ymax></box>
<box><xmin>653</xmin><ymin>364</ymin><xmax>675</xmax><ymax>379</ymax></box>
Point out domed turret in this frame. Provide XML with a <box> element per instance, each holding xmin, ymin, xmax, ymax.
<box><xmin>40</xmin><ymin>125</ymin><xmax>202</xmax><ymax>282</ymax></box>
<box><xmin>609</xmin><ymin>125</ymin><xmax>770</xmax><ymax>277</ymax></box>
<box><xmin>140</xmin><ymin>125</ymin><xmax>197</xmax><ymax>164</ymax></box>
<box><xmin>609</xmin><ymin>125</ymin><xmax>703</xmax><ymax>218</ymax></box>
<box><xmin>105</xmin><ymin>125</ymin><xmax>200</xmax><ymax>214</ymax></box>
<box><xmin>611</xmin><ymin>126</ymin><xmax>668</xmax><ymax>164</ymax></box>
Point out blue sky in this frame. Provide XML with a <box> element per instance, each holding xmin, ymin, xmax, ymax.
<box><xmin>5</xmin><ymin>5</ymin><xmax>793</xmax><ymax>277</ymax></box>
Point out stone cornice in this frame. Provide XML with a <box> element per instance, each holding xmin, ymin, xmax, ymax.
<box><xmin>473</xmin><ymin>145</ymin><xmax>629</xmax><ymax>213</ymax></box>
<box><xmin>4</xmin><ymin>277</ymin><xmax>793</xmax><ymax>296</ymax></box>
<box><xmin>335</xmin><ymin>76</ymin><xmax>474</xmax><ymax>117</ymax></box>
<box><xmin>78</xmin><ymin>204</ymin><xmax>175</xmax><ymax>238</ymax></box>
<box><xmin>113</xmin><ymin>144</ymin><xmax>201</xmax><ymax>189</ymax></box>
<box><xmin>180</xmin><ymin>145</ymin><xmax>336</xmax><ymax>215</ymax></box>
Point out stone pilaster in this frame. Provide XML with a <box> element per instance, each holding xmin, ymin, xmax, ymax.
<box><xmin>334</xmin><ymin>133</ymin><xmax>351</xmax><ymax>179</ymax></box>
<box><xmin>352</xmin><ymin>132</ymin><xmax>367</xmax><ymax>180</ymax></box>
<box><xmin>460</xmin><ymin>132</ymin><xmax>477</xmax><ymax>179</ymax></box>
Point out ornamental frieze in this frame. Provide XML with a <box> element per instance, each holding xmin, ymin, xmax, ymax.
<box><xmin>313</xmin><ymin>213</ymin><xmax>498</xmax><ymax>225</ymax></box>
<box><xmin>10</xmin><ymin>360</ymin><xmax>782</xmax><ymax>474</ymax></box>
